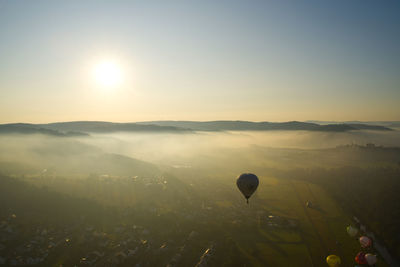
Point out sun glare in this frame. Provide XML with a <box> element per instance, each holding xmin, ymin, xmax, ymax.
<box><xmin>92</xmin><ymin>61</ymin><xmax>123</xmax><ymax>88</ymax></box>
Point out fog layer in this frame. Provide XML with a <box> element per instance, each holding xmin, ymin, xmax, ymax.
<box><xmin>1</xmin><ymin>129</ymin><xmax>399</xmax><ymax>176</ymax></box>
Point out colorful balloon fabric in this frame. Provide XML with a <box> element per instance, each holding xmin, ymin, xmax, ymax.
<box><xmin>326</xmin><ymin>254</ymin><xmax>341</xmax><ymax>266</ymax></box>
<box><xmin>365</xmin><ymin>254</ymin><xmax>377</xmax><ymax>266</ymax></box>
<box><xmin>346</xmin><ymin>225</ymin><xmax>358</xmax><ymax>237</ymax></box>
<box><xmin>355</xmin><ymin>252</ymin><xmax>367</xmax><ymax>265</ymax></box>
<box><xmin>359</xmin><ymin>236</ymin><xmax>372</xmax><ymax>248</ymax></box>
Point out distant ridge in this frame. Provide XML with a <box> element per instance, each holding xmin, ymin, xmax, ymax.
<box><xmin>0</xmin><ymin>121</ymin><xmax>392</xmax><ymax>135</ymax></box>
<box><xmin>137</xmin><ymin>120</ymin><xmax>392</xmax><ymax>132</ymax></box>
<box><xmin>307</xmin><ymin>120</ymin><xmax>400</xmax><ymax>127</ymax></box>
<box><xmin>38</xmin><ymin>121</ymin><xmax>190</xmax><ymax>133</ymax></box>
<box><xmin>0</xmin><ymin>123</ymin><xmax>88</xmax><ymax>136</ymax></box>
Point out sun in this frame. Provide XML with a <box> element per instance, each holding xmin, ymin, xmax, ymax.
<box><xmin>92</xmin><ymin>61</ymin><xmax>123</xmax><ymax>88</ymax></box>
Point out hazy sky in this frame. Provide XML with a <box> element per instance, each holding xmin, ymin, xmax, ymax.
<box><xmin>0</xmin><ymin>0</ymin><xmax>399</xmax><ymax>123</ymax></box>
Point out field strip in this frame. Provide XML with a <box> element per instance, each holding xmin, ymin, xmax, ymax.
<box><xmin>290</xmin><ymin>180</ymin><xmax>327</xmax><ymax>266</ymax></box>
<box><xmin>305</xmin><ymin>182</ymin><xmax>352</xmax><ymax>267</ymax></box>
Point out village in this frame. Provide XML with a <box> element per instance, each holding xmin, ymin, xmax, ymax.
<box><xmin>0</xmin><ymin>210</ymin><xmax>217</xmax><ymax>266</ymax></box>
<box><xmin>0</xmin><ymin>173</ymin><xmax>228</xmax><ymax>266</ymax></box>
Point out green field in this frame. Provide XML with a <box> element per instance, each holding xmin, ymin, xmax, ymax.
<box><xmin>1</xmin><ymin>132</ymin><xmax>398</xmax><ymax>266</ymax></box>
<box><xmin>218</xmin><ymin>176</ymin><xmax>388</xmax><ymax>267</ymax></box>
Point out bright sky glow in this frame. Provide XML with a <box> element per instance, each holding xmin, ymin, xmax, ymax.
<box><xmin>93</xmin><ymin>61</ymin><xmax>123</xmax><ymax>88</ymax></box>
<box><xmin>0</xmin><ymin>1</ymin><xmax>399</xmax><ymax>123</ymax></box>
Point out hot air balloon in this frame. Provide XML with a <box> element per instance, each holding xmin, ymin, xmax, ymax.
<box><xmin>365</xmin><ymin>254</ymin><xmax>377</xmax><ymax>266</ymax></box>
<box><xmin>347</xmin><ymin>225</ymin><xmax>358</xmax><ymax>237</ymax></box>
<box><xmin>236</xmin><ymin>173</ymin><xmax>259</xmax><ymax>204</ymax></box>
<box><xmin>355</xmin><ymin>252</ymin><xmax>367</xmax><ymax>265</ymax></box>
<box><xmin>326</xmin><ymin>255</ymin><xmax>341</xmax><ymax>266</ymax></box>
<box><xmin>359</xmin><ymin>236</ymin><xmax>372</xmax><ymax>248</ymax></box>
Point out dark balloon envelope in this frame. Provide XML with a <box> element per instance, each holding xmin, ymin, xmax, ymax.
<box><xmin>236</xmin><ymin>173</ymin><xmax>259</xmax><ymax>204</ymax></box>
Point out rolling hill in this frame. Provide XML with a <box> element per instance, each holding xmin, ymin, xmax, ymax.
<box><xmin>137</xmin><ymin>120</ymin><xmax>392</xmax><ymax>132</ymax></box>
<box><xmin>0</xmin><ymin>121</ymin><xmax>392</xmax><ymax>136</ymax></box>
